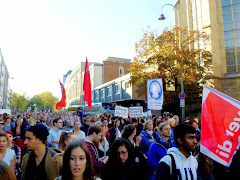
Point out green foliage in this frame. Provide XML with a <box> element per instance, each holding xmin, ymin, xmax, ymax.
<box><xmin>38</xmin><ymin>92</ymin><xmax>58</xmax><ymax>110</ymax></box>
<box><xmin>12</xmin><ymin>92</ymin><xmax>29</xmax><ymax>113</ymax></box>
<box><xmin>12</xmin><ymin>91</ymin><xmax>58</xmax><ymax>112</ymax></box>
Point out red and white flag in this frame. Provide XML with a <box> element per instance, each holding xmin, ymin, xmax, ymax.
<box><xmin>201</xmin><ymin>85</ymin><xmax>240</xmax><ymax>166</ymax></box>
<box><xmin>56</xmin><ymin>80</ymin><xmax>66</xmax><ymax>109</ymax></box>
<box><xmin>83</xmin><ymin>57</ymin><xmax>92</xmax><ymax>109</ymax></box>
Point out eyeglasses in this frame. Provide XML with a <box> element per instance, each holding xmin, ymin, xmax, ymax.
<box><xmin>117</xmin><ymin>151</ymin><xmax>128</xmax><ymax>156</ymax></box>
<box><xmin>0</xmin><ymin>123</ymin><xmax>4</xmax><ymax>125</ymax></box>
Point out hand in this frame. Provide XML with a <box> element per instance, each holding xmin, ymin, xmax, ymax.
<box><xmin>136</xmin><ymin>135</ymin><xmax>142</xmax><ymax>145</ymax></box>
<box><xmin>149</xmin><ymin>139</ymin><xmax>154</xmax><ymax>143</ymax></box>
<box><xmin>100</xmin><ymin>156</ymin><xmax>109</xmax><ymax>164</ymax></box>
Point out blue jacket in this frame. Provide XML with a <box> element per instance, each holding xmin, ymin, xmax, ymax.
<box><xmin>140</xmin><ymin>129</ymin><xmax>160</xmax><ymax>156</ymax></box>
<box><xmin>147</xmin><ymin>136</ymin><xmax>177</xmax><ymax>179</ymax></box>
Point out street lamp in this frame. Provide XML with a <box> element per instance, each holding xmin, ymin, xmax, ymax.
<box><xmin>159</xmin><ymin>4</ymin><xmax>185</xmax><ymax>123</ymax></box>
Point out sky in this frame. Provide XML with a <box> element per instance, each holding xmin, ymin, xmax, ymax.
<box><xmin>0</xmin><ymin>0</ymin><xmax>177</xmax><ymax>99</ymax></box>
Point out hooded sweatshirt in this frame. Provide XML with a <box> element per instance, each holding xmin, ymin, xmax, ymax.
<box><xmin>153</xmin><ymin>147</ymin><xmax>199</xmax><ymax>180</ymax></box>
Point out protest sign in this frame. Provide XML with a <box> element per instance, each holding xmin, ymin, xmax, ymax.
<box><xmin>201</xmin><ymin>85</ymin><xmax>240</xmax><ymax>167</ymax></box>
<box><xmin>129</xmin><ymin>106</ymin><xmax>143</xmax><ymax>117</ymax></box>
<box><xmin>115</xmin><ymin>105</ymin><xmax>128</xmax><ymax>118</ymax></box>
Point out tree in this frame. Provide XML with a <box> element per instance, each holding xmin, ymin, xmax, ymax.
<box><xmin>12</xmin><ymin>92</ymin><xmax>29</xmax><ymax>113</ymax></box>
<box><xmin>130</xmin><ymin>26</ymin><xmax>212</xmax><ymax>104</ymax></box>
<box><xmin>38</xmin><ymin>92</ymin><xmax>58</xmax><ymax>110</ymax></box>
<box><xmin>28</xmin><ymin>95</ymin><xmax>44</xmax><ymax>111</ymax></box>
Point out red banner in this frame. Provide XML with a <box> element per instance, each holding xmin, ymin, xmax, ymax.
<box><xmin>201</xmin><ymin>85</ymin><xmax>240</xmax><ymax>166</ymax></box>
<box><xmin>56</xmin><ymin>80</ymin><xmax>66</xmax><ymax>109</ymax></box>
<box><xmin>83</xmin><ymin>57</ymin><xmax>92</xmax><ymax>109</ymax></box>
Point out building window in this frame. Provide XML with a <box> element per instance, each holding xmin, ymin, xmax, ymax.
<box><xmin>106</xmin><ymin>86</ymin><xmax>111</xmax><ymax>97</ymax></box>
<box><xmin>222</xmin><ymin>0</ymin><xmax>240</xmax><ymax>73</ymax></box>
<box><xmin>114</xmin><ymin>84</ymin><xmax>120</xmax><ymax>95</ymax></box>
<box><xmin>119</xmin><ymin>67</ymin><xmax>124</xmax><ymax>77</ymax></box>
<box><xmin>125</xmin><ymin>81</ymin><xmax>131</xmax><ymax>91</ymax></box>
<box><xmin>100</xmin><ymin>89</ymin><xmax>104</xmax><ymax>98</ymax></box>
<box><xmin>95</xmin><ymin>91</ymin><xmax>98</xmax><ymax>100</ymax></box>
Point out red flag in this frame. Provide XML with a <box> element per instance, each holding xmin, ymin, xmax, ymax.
<box><xmin>200</xmin><ymin>85</ymin><xmax>240</xmax><ymax>166</ymax></box>
<box><xmin>56</xmin><ymin>80</ymin><xmax>66</xmax><ymax>109</ymax></box>
<box><xmin>83</xmin><ymin>57</ymin><xmax>92</xmax><ymax>109</ymax></box>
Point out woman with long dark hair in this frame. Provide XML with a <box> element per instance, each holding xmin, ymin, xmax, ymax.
<box><xmin>55</xmin><ymin>140</ymin><xmax>101</xmax><ymax>180</ymax></box>
<box><xmin>101</xmin><ymin>138</ymin><xmax>143</xmax><ymax>180</ymax></box>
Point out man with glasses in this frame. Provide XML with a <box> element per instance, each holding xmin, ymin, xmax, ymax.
<box><xmin>47</xmin><ymin>118</ymin><xmax>63</xmax><ymax>149</ymax></box>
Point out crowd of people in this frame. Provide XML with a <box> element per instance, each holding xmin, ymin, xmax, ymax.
<box><xmin>0</xmin><ymin>108</ymin><xmax>238</xmax><ymax>180</ymax></box>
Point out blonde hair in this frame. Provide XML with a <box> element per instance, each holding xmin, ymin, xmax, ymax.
<box><xmin>159</xmin><ymin>122</ymin><xmax>170</xmax><ymax>131</ymax></box>
<box><xmin>143</xmin><ymin>120</ymin><xmax>153</xmax><ymax>129</ymax></box>
<box><xmin>0</xmin><ymin>160</ymin><xmax>16</xmax><ymax>180</ymax></box>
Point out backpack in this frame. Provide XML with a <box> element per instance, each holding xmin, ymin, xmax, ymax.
<box><xmin>154</xmin><ymin>154</ymin><xmax>178</xmax><ymax>180</ymax></box>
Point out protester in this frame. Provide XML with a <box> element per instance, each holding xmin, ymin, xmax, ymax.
<box><xmin>153</xmin><ymin>124</ymin><xmax>198</xmax><ymax>180</ymax></box>
<box><xmin>0</xmin><ymin>120</ymin><xmax>4</xmax><ymax>131</ymax></box>
<box><xmin>59</xmin><ymin>131</ymin><xmax>77</xmax><ymax>151</ymax></box>
<box><xmin>98</xmin><ymin>124</ymin><xmax>110</xmax><ymax>158</ymax></box>
<box><xmin>84</xmin><ymin>124</ymin><xmax>108</xmax><ymax>176</ymax></box>
<box><xmin>0</xmin><ymin>160</ymin><xmax>17</xmax><ymax>180</ymax></box>
<box><xmin>5</xmin><ymin>130</ymin><xmax>22</xmax><ymax>179</ymax></box>
<box><xmin>147</xmin><ymin>122</ymin><xmax>177</xmax><ymax>179</ymax></box>
<box><xmin>48</xmin><ymin>118</ymin><xmax>54</xmax><ymax>130</ymax></box>
<box><xmin>73</xmin><ymin>120</ymin><xmax>85</xmax><ymax>140</ymax></box>
<box><xmin>109</xmin><ymin>119</ymin><xmax>121</xmax><ymax>145</ymax></box>
<box><xmin>194</xmin><ymin>143</ymin><xmax>214</xmax><ymax>180</ymax></box>
<box><xmin>76</xmin><ymin>106</ymin><xmax>83</xmax><ymax>124</ymax></box>
<box><xmin>189</xmin><ymin>119</ymin><xmax>201</xmax><ymax>142</ymax></box>
<box><xmin>102</xmin><ymin>119</ymin><xmax>110</xmax><ymax>140</ymax></box>
<box><xmin>131</xmin><ymin>117</ymin><xmax>143</xmax><ymax>136</ymax></box>
<box><xmin>47</xmin><ymin>117</ymin><xmax>63</xmax><ymax>149</ymax></box>
<box><xmin>172</xmin><ymin>115</ymin><xmax>179</xmax><ymax>126</ymax></box>
<box><xmin>11</xmin><ymin>118</ymin><xmax>26</xmax><ymax>149</ymax></box>
<box><xmin>140</xmin><ymin>120</ymin><xmax>159</xmax><ymax>156</ymax></box>
<box><xmin>101</xmin><ymin>138</ymin><xmax>143</xmax><ymax>180</ymax></box>
<box><xmin>62</xmin><ymin>119</ymin><xmax>72</xmax><ymax>131</ymax></box>
<box><xmin>22</xmin><ymin>124</ymin><xmax>62</xmax><ymax>180</ymax></box>
<box><xmin>55</xmin><ymin>140</ymin><xmax>101</xmax><ymax>180</ymax></box>
<box><xmin>91</xmin><ymin>115</ymin><xmax>98</xmax><ymax>124</ymax></box>
<box><xmin>0</xmin><ymin>131</ymin><xmax>16</xmax><ymax>171</ymax></box>
<box><xmin>168</xmin><ymin>118</ymin><xmax>176</xmax><ymax>139</ymax></box>
<box><xmin>80</xmin><ymin>117</ymin><xmax>91</xmax><ymax>136</ymax></box>
<box><xmin>2</xmin><ymin>117</ymin><xmax>14</xmax><ymax>131</ymax></box>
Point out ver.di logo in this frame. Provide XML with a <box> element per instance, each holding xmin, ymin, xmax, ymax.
<box><xmin>149</xmin><ymin>80</ymin><xmax>162</xmax><ymax>100</ymax></box>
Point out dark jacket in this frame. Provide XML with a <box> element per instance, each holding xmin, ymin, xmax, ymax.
<box><xmin>80</xmin><ymin>124</ymin><xmax>90</xmax><ymax>136</ymax></box>
<box><xmin>11</xmin><ymin>126</ymin><xmax>26</xmax><ymax>140</ymax></box>
<box><xmin>101</xmin><ymin>159</ymin><xmax>144</xmax><ymax>180</ymax></box>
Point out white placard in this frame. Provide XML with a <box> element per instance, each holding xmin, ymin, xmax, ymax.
<box><xmin>147</xmin><ymin>79</ymin><xmax>163</xmax><ymax>110</ymax></box>
<box><xmin>129</xmin><ymin>106</ymin><xmax>143</xmax><ymax>117</ymax></box>
<box><xmin>115</xmin><ymin>105</ymin><xmax>128</xmax><ymax>118</ymax></box>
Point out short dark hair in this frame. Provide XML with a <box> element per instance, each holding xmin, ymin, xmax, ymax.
<box><xmin>87</xmin><ymin>124</ymin><xmax>103</xmax><ymax>136</ymax></box>
<box><xmin>53</xmin><ymin>117</ymin><xmax>62</xmax><ymax>126</ymax></box>
<box><xmin>131</xmin><ymin>117</ymin><xmax>138</xmax><ymax>123</ymax></box>
<box><xmin>84</xmin><ymin>117</ymin><xmax>91</xmax><ymax>122</ymax></box>
<box><xmin>27</xmin><ymin>124</ymin><xmax>49</xmax><ymax>143</ymax></box>
<box><xmin>174</xmin><ymin>124</ymin><xmax>196</xmax><ymax>146</ymax></box>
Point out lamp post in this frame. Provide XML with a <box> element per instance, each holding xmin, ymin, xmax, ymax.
<box><xmin>159</xmin><ymin>4</ymin><xmax>185</xmax><ymax>123</ymax></box>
